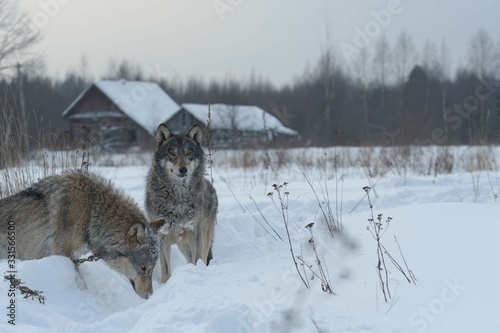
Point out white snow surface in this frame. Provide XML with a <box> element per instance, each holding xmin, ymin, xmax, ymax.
<box><xmin>182</xmin><ymin>103</ymin><xmax>297</xmax><ymax>136</ymax></box>
<box><xmin>1</xmin><ymin>153</ymin><xmax>500</xmax><ymax>332</ymax></box>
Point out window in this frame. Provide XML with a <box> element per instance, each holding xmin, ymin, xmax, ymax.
<box><xmin>127</xmin><ymin>129</ymin><xmax>137</xmax><ymax>143</ymax></box>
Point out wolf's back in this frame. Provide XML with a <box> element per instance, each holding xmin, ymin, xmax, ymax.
<box><xmin>0</xmin><ymin>171</ymin><xmax>136</xmax><ymax>260</ymax></box>
<box><xmin>0</xmin><ymin>176</ymin><xmax>63</xmax><ymax>259</ymax></box>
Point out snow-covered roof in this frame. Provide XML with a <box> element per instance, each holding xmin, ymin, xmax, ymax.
<box><xmin>62</xmin><ymin>80</ymin><xmax>181</xmax><ymax>135</ymax></box>
<box><xmin>180</xmin><ymin>103</ymin><xmax>297</xmax><ymax>136</ymax></box>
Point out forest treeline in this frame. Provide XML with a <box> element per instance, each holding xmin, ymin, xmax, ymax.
<box><xmin>1</xmin><ymin>29</ymin><xmax>499</xmax><ymax>148</ymax></box>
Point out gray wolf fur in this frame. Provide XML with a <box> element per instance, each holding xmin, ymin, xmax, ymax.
<box><xmin>145</xmin><ymin>124</ymin><xmax>218</xmax><ymax>283</ymax></box>
<box><xmin>0</xmin><ymin>171</ymin><xmax>164</xmax><ymax>299</ymax></box>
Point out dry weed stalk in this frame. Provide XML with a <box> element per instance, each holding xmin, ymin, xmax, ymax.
<box><xmin>4</xmin><ymin>274</ymin><xmax>46</xmax><ymax>304</ymax></box>
<box><xmin>268</xmin><ymin>182</ymin><xmax>309</xmax><ymax>289</ymax></box>
<box><xmin>249</xmin><ymin>195</ymin><xmax>284</xmax><ymax>242</ymax></box>
<box><xmin>295</xmin><ymin>163</ymin><xmax>342</xmax><ymax>237</ymax></box>
<box><xmin>296</xmin><ymin>223</ymin><xmax>335</xmax><ymax>294</ymax></box>
<box><xmin>204</xmin><ymin>104</ymin><xmax>215</xmax><ymax>184</ymax></box>
<box><xmin>268</xmin><ymin>183</ymin><xmax>334</xmax><ymax>294</ymax></box>
<box><xmin>363</xmin><ymin>186</ymin><xmax>416</xmax><ymax>302</ymax></box>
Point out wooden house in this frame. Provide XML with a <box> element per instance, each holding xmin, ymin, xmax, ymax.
<box><xmin>167</xmin><ymin>103</ymin><xmax>298</xmax><ymax>148</ymax></box>
<box><xmin>61</xmin><ymin>80</ymin><xmax>181</xmax><ymax>151</ymax></box>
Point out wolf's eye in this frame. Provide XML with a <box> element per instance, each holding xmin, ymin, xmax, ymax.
<box><xmin>169</xmin><ymin>150</ymin><xmax>176</xmax><ymax>157</ymax></box>
<box><xmin>141</xmin><ymin>265</ymin><xmax>147</xmax><ymax>272</ymax></box>
<box><xmin>185</xmin><ymin>149</ymin><xmax>191</xmax><ymax>156</ymax></box>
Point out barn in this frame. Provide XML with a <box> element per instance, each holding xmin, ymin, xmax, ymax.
<box><xmin>61</xmin><ymin>79</ymin><xmax>181</xmax><ymax>151</ymax></box>
<box><xmin>167</xmin><ymin>103</ymin><xmax>298</xmax><ymax>148</ymax></box>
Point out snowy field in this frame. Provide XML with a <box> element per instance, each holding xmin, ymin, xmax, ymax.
<box><xmin>1</xmin><ymin>146</ymin><xmax>500</xmax><ymax>332</ymax></box>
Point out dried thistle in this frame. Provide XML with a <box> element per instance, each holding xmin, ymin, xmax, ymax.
<box><xmin>4</xmin><ymin>275</ymin><xmax>46</xmax><ymax>304</ymax></box>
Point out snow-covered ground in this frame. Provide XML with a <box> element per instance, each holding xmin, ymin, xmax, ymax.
<box><xmin>1</xmin><ymin>148</ymin><xmax>500</xmax><ymax>332</ymax></box>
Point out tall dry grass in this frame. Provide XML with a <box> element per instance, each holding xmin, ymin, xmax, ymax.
<box><xmin>211</xmin><ymin>145</ymin><xmax>499</xmax><ymax>178</ymax></box>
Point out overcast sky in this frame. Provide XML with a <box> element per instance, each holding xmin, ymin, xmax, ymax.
<box><xmin>18</xmin><ymin>0</ymin><xmax>500</xmax><ymax>87</ymax></box>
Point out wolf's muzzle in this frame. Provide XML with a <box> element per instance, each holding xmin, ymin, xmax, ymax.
<box><xmin>178</xmin><ymin>166</ymin><xmax>187</xmax><ymax>176</ymax></box>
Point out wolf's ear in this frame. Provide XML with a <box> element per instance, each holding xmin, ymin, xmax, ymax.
<box><xmin>128</xmin><ymin>223</ymin><xmax>146</xmax><ymax>244</ymax></box>
<box><xmin>187</xmin><ymin>124</ymin><xmax>203</xmax><ymax>146</ymax></box>
<box><xmin>150</xmin><ymin>219</ymin><xmax>165</xmax><ymax>233</ymax></box>
<box><xmin>156</xmin><ymin>123</ymin><xmax>173</xmax><ymax>146</ymax></box>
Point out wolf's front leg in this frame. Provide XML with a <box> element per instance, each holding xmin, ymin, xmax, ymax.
<box><xmin>197</xmin><ymin>220</ymin><xmax>214</xmax><ymax>265</ymax></box>
<box><xmin>206</xmin><ymin>246</ymin><xmax>213</xmax><ymax>265</ymax></box>
<box><xmin>178</xmin><ymin>235</ymin><xmax>196</xmax><ymax>264</ymax></box>
<box><xmin>160</xmin><ymin>236</ymin><xmax>172</xmax><ymax>283</ymax></box>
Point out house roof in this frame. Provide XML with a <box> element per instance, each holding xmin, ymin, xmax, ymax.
<box><xmin>180</xmin><ymin>103</ymin><xmax>297</xmax><ymax>136</ymax></box>
<box><xmin>62</xmin><ymin>80</ymin><xmax>181</xmax><ymax>135</ymax></box>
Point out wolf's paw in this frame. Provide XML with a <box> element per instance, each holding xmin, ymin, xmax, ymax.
<box><xmin>196</xmin><ymin>258</ymin><xmax>207</xmax><ymax>268</ymax></box>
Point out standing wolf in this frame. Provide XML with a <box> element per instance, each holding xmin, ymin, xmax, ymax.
<box><xmin>146</xmin><ymin>124</ymin><xmax>218</xmax><ymax>283</ymax></box>
<box><xmin>0</xmin><ymin>171</ymin><xmax>164</xmax><ymax>299</ymax></box>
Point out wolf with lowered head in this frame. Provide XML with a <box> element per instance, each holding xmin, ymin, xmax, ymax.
<box><xmin>146</xmin><ymin>124</ymin><xmax>218</xmax><ymax>283</ymax></box>
<box><xmin>0</xmin><ymin>171</ymin><xmax>164</xmax><ymax>299</ymax></box>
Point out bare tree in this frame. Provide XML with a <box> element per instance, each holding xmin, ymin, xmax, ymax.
<box><xmin>0</xmin><ymin>1</ymin><xmax>42</xmax><ymax>157</ymax></box>
<box><xmin>420</xmin><ymin>39</ymin><xmax>443</xmax><ymax>123</ymax></box>
<box><xmin>437</xmin><ymin>40</ymin><xmax>451</xmax><ymax>81</ymax></box>
<box><xmin>104</xmin><ymin>58</ymin><xmax>144</xmax><ymax>81</ymax></box>
<box><xmin>373</xmin><ymin>36</ymin><xmax>392</xmax><ymax>89</ymax></box>
<box><xmin>311</xmin><ymin>19</ymin><xmax>342</xmax><ymax>145</ymax></box>
<box><xmin>421</xmin><ymin>39</ymin><xmax>439</xmax><ymax>79</ymax></box>
<box><xmin>373</xmin><ymin>36</ymin><xmax>392</xmax><ymax>140</ymax></box>
<box><xmin>496</xmin><ymin>36</ymin><xmax>500</xmax><ymax>77</ymax></box>
<box><xmin>316</xmin><ymin>44</ymin><xmax>337</xmax><ymax>144</ymax></box>
<box><xmin>467</xmin><ymin>29</ymin><xmax>497</xmax><ymax>79</ymax></box>
<box><xmin>0</xmin><ymin>0</ymin><xmax>42</xmax><ymax>74</ymax></box>
<box><xmin>394</xmin><ymin>31</ymin><xmax>416</xmax><ymax>85</ymax></box>
<box><xmin>466</xmin><ymin>29</ymin><xmax>497</xmax><ymax>143</ymax></box>
<box><xmin>392</xmin><ymin>31</ymin><xmax>416</xmax><ymax>143</ymax></box>
<box><xmin>79</xmin><ymin>54</ymin><xmax>92</xmax><ymax>82</ymax></box>
<box><xmin>352</xmin><ymin>47</ymin><xmax>370</xmax><ymax>134</ymax></box>
<box><xmin>438</xmin><ymin>41</ymin><xmax>451</xmax><ymax>136</ymax></box>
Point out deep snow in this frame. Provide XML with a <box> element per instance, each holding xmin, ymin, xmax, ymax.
<box><xmin>1</xmin><ymin>152</ymin><xmax>499</xmax><ymax>332</ymax></box>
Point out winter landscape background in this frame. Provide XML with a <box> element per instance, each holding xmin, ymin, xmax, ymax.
<box><xmin>1</xmin><ymin>1</ymin><xmax>500</xmax><ymax>332</ymax></box>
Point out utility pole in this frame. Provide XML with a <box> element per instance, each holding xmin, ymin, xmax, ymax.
<box><xmin>16</xmin><ymin>63</ymin><xmax>29</xmax><ymax>153</ymax></box>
